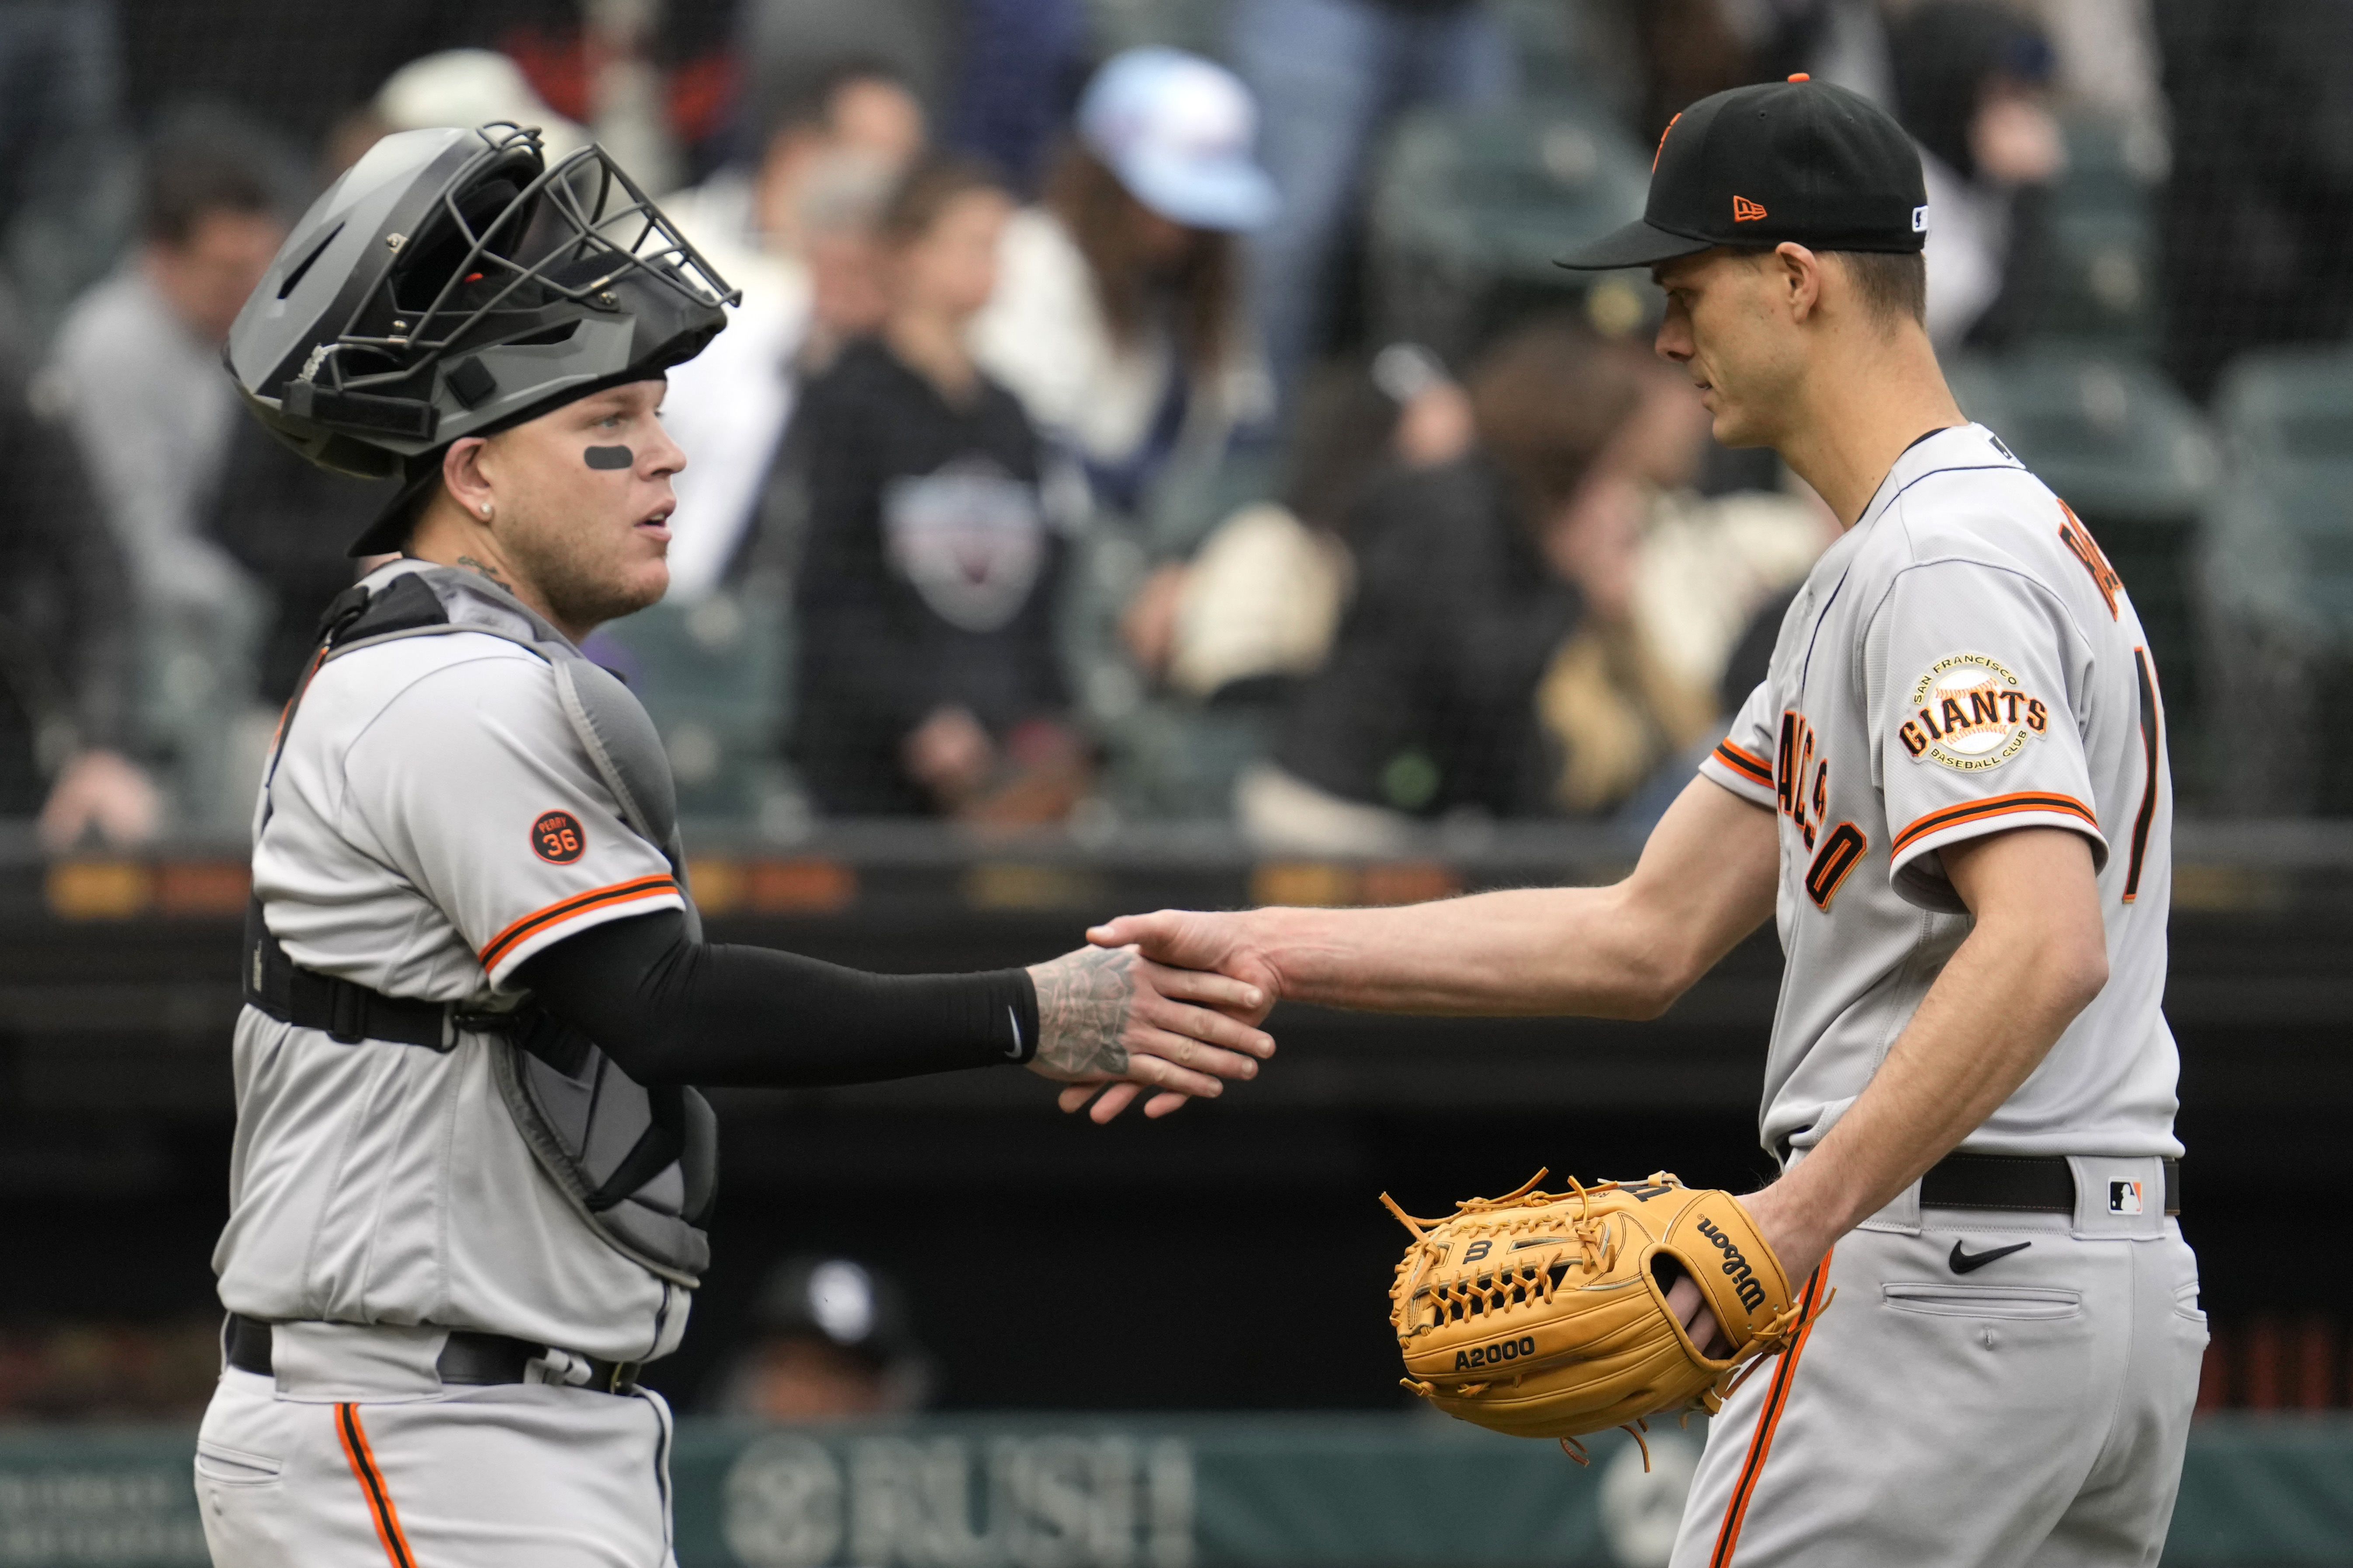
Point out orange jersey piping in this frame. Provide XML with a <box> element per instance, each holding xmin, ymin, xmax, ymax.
<box><xmin>478</xmin><ymin>873</ymin><xmax>677</xmax><ymax>972</ymax></box>
<box><xmin>336</xmin><ymin>1402</ymin><xmax>418</xmax><ymax>1568</ymax></box>
<box><xmin>1713</xmin><ymin>739</ymin><xmax>1774</xmax><ymax>788</ymax></box>
<box><xmin>1708</xmin><ymin>1250</ymin><xmax>1834</xmax><ymax>1567</ymax></box>
<box><xmin>1889</xmin><ymin>791</ymin><xmax>2099</xmax><ymax>860</ymax></box>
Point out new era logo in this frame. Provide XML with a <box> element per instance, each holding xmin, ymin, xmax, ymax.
<box><xmin>2109</xmin><ymin>1180</ymin><xmax>2144</xmax><ymax>1215</ymax></box>
<box><xmin>1732</xmin><ymin>195</ymin><xmax>1768</xmax><ymax>223</ymax></box>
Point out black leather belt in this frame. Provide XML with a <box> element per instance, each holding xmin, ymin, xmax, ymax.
<box><xmin>225</xmin><ymin>1314</ymin><xmax>642</xmax><ymax>1395</ymax></box>
<box><xmin>1920</xmin><ymin>1153</ymin><xmax>2180</xmax><ymax>1215</ymax></box>
<box><xmin>243</xmin><ymin>899</ymin><xmax>519</xmax><ymax>1052</ymax></box>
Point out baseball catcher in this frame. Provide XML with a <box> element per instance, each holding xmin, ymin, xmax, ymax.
<box><xmin>193</xmin><ymin>122</ymin><xmax>1270</xmax><ymax>1568</ymax></box>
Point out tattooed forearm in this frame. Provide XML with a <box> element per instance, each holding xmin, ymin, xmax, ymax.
<box><xmin>1026</xmin><ymin>945</ymin><xmax>1136</xmax><ymax>1078</ymax></box>
<box><xmin>456</xmin><ymin>554</ymin><xmax>509</xmax><ymax>587</ymax></box>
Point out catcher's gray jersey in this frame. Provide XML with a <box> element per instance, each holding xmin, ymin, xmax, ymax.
<box><xmin>213</xmin><ymin>563</ymin><xmax>691</xmax><ymax>1363</ymax></box>
<box><xmin>1697</xmin><ymin>424</ymin><xmax>2179</xmax><ymax>1164</ymax></box>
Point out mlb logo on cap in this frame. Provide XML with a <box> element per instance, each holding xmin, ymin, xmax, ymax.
<box><xmin>2109</xmin><ymin>1180</ymin><xmax>2145</xmax><ymax>1215</ymax></box>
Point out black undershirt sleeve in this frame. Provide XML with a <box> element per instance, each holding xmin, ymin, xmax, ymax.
<box><xmin>512</xmin><ymin>908</ymin><xmax>1040</xmax><ymax>1088</ymax></box>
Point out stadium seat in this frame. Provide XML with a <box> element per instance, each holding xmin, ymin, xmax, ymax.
<box><xmin>1945</xmin><ymin>352</ymin><xmax>2217</xmax><ymax>520</ymax></box>
<box><xmin>2198</xmin><ymin>348</ymin><xmax>2353</xmax><ymax>813</ymax></box>
<box><xmin>1492</xmin><ymin>0</ymin><xmax>1592</xmax><ymax>103</ymax></box>
<box><xmin>2197</xmin><ymin>467</ymin><xmax>2353</xmax><ymax>814</ymax></box>
<box><xmin>2002</xmin><ymin>114</ymin><xmax>2159</xmax><ymax>353</ymax></box>
<box><xmin>1946</xmin><ymin>351</ymin><xmax>2219</xmax><ymax>793</ymax></box>
<box><xmin>1081</xmin><ymin>0</ymin><xmax>1229</xmax><ymax>59</ymax></box>
<box><xmin>1367</xmin><ymin>95</ymin><xmax>1651</xmax><ymax>361</ymax></box>
<box><xmin>2213</xmin><ymin>346</ymin><xmax>2353</xmax><ymax>473</ymax></box>
<box><xmin>142</xmin><ymin>578</ymin><xmax>271</xmax><ymax>836</ymax></box>
<box><xmin>592</xmin><ymin>590</ymin><xmax>799</xmax><ymax>829</ymax></box>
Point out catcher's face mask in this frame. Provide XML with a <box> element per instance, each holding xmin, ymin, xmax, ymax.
<box><xmin>225</xmin><ymin>122</ymin><xmax>737</xmax><ymax>549</ymax></box>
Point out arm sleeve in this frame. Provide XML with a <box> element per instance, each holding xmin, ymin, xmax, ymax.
<box><xmin>1697</xmin><ymin>677</ymin><xmax>1779</xmax><ymax>810</ymax></box>
<box><xmin>1869</xmin><ymin>558</ymin><xmax>2107</xmax><ymax>909</ymax></box>
<box><xmin>512</xmin><ymin>908</ymin><xmax>1041</xmax><ymax>1087</ymax></box>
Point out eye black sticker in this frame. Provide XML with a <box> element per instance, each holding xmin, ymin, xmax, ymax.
<box><xmin>584</xmin><ymin>445</ymin><xmax>634</xmax><ymax>470</ymax></box>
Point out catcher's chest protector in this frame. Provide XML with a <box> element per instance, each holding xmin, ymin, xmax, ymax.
<box><xmin>277</xmin><ymin>564</ymin><xmax>716</xmax><ymax>1286</ymax></box>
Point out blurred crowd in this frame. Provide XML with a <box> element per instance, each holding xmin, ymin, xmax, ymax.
<box><xmin>0</xmin><ymin>0</ymin><xmax>2348</xmax><ymax>849</ymax></box>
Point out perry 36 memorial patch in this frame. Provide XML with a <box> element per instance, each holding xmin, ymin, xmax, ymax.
<box><xmin>1900</xmin><ymin>652</ymin><xmax>2049</xmax><ymax>773</ymax></box>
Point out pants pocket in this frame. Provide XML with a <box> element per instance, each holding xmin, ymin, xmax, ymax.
<box><xmin>2170</xmin><ymin>1279</ymin><xmax>2207</xmax><ymax>1324</ymax></box>
<box><xmin>194</xmin><ymin>1440</ymin><xmax>284</xmax><ymax>1488</ymax></box>
<box><xmin>1882</xmin><ymin>1282</ymin><xmax>2083</xmax><ymax>1320</ymax></box>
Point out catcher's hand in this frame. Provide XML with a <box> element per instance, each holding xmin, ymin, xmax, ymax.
<box><xmin>1383</xmin><ymin>1170</ymin><xmax>1825</xmax><ymax>1461</ymax></box>
<box><xmin>1027</xmin><ymin>944</ymin><xmax>1273</xmax><ymax>1122</ymax></box>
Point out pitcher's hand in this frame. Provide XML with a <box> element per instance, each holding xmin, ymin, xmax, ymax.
<box><xmin>1086</xmin><ymin>910</ymin><xmax>1281</xmax><ymax>1021</ymax></box>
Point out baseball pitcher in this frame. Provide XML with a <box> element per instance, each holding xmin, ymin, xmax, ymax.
<box><xmin>1097</xmin><ymin>78</ymin><xmax>2200</xmax><ymax>1567</ymax></box>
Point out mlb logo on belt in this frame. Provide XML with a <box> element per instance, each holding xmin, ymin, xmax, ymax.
<box><xmin>2109</xmin><ymin>1180</ymin><xmax>2144</xmax><ymax>1215</ymax></box>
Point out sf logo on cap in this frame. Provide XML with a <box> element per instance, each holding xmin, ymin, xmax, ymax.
<box><xmin>1733</xmin><ymin>195</ymin><xmax>1768</xmax><ymax>223</ymax></box>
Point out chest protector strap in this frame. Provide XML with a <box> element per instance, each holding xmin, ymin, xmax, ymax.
<box><xmin>259</xmin><ymin>563</ymin><xmax>714</xmax><ymax>1287</ymax></box>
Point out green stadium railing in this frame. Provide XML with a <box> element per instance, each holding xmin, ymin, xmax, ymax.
<box><xmin>9</xmin><ymin>1412</ymin><xmax>2350</xmax><ymax>1567</ymax></box>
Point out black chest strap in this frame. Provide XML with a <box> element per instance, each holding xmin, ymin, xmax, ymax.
<box><xmin>243</xmin><ymin>897</ymin><xmax>520</xmax><ymax>1052</ymax></box>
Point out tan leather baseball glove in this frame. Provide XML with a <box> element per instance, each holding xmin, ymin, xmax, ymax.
<box><xmin>1384</xmin><ymin>1169</ymin><xmax>1822</xmax><ymax>1463</ymax></box>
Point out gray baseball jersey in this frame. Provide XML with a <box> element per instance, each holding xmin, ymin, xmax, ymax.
<box><xmin>1676</xmin><ymin>424</ymin><xmax>2201</xmax><ymax>1568</ymax></box>
<box><xmin>213</xmin><ymin>560</ymin><xmax>692</xmax><ymax>1364</ymax></box>
<box><xmin>1696</xmin><ymin>423</ymin><xmax>2180</xmax><ymax>1164</ymax></box>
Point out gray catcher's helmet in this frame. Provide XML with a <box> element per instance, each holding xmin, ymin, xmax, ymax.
<box><xmin>225</xmin><ymin>122</ymin><xmax>737</xmax><ymax>533</ymax></box>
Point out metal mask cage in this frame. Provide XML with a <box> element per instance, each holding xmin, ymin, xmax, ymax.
<box><xmin>294</xmin><ymin>123</ymin><xmax>740</xmax><ymax>408</ymax></box>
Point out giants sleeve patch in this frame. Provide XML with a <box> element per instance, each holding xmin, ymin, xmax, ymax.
<box><xmin>1897</xmin><ymin>653</ymin><xmax>2048</xmax><ymax>773</ymax></box>
<box><xmin>532</xmin><ymin>809</ymin><xmax>587</xmax><ymax>863</ymax></box>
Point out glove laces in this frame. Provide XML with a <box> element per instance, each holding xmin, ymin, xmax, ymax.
<box><xmin>1381</xmin><ymin>1170</ymin><xmax>1623</xmax><ymax>1342</ymax></box>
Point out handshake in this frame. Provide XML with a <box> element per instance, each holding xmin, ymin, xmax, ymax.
<box><xmin>1023</xmin><ymin>909</ymin><xmax>1278</xmax><ymax>1123</ymax></box>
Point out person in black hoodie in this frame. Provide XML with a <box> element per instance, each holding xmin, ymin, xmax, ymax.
<box><xmin>791</xmin><ymin>155</ymin><xmax>1087</xmax><ymax>821</ymax></box>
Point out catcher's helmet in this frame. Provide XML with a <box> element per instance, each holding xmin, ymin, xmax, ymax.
<box><xmin>225</xmin><ymin>122</ymin><xmax>737</xmax><ymax>546</ymax></box>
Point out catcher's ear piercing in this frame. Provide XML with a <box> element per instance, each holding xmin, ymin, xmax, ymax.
<box><xmin>480</xmin><ymin>502</ymin><xmax>492</xmax><ymax>518</ymax></box>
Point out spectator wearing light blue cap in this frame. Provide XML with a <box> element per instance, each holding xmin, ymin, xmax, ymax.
<box><xmin>971</xmin><ymin>47</ymin><xmax>1279</xmax><ymax>528</ymax></box>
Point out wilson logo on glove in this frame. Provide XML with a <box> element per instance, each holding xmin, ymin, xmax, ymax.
<box><xmin>1695</xmin><ymin>1217</ymin><xmax>1771</xmax><ymax>1312</ymax></box>
<box><xmin>1380</xmin><ymin>1170</ymin><xmax>1831</xmax><ymax>1469</ymax></box>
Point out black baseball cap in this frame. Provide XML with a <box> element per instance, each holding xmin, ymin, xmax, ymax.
<box><xmin>1557</xmin><ymin>76</ymin><xmax>1928</xmax><ymax>271</ymax></box>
